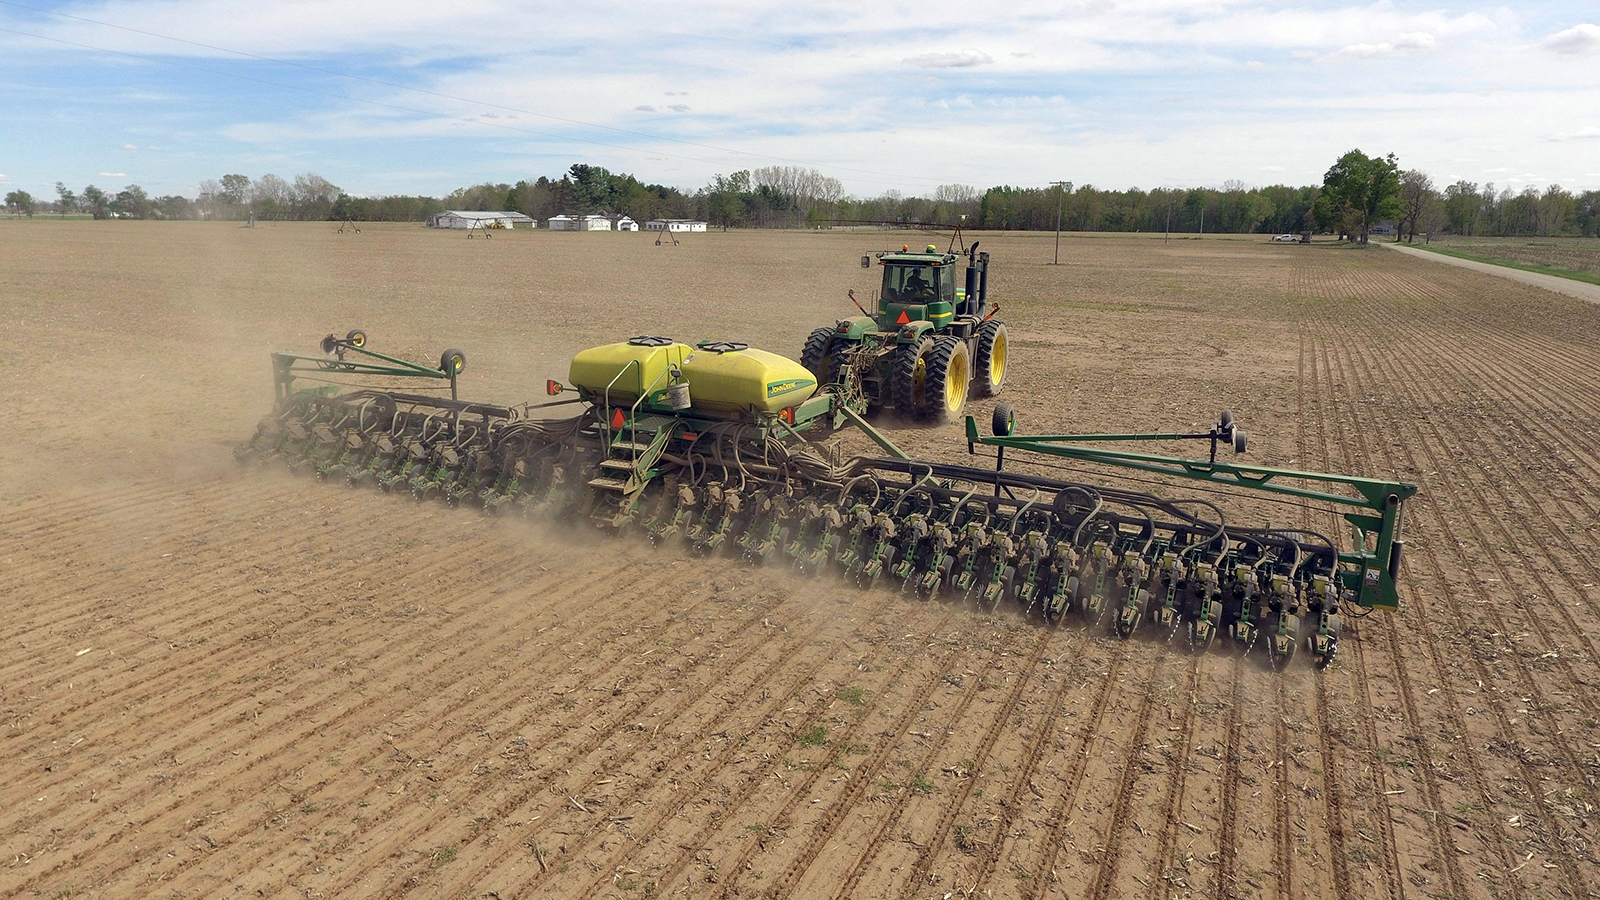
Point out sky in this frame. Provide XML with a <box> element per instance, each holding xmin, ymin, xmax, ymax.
<box><xmin>1</xmin><ymin>0</ymin><xmax>1598</xmax><ymax>201</ymax></box>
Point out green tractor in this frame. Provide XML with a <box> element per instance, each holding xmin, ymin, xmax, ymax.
<box><xmin>801</xmin><ymin>241</ymin><xmax>1006</xmax><ymax>424</ymax></box>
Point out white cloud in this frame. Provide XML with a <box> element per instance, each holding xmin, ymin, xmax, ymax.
<box><xmin>903</xmin><ymin>49</ymin><xmax>992</xmax><ymax>68</ymax></box>
<box><xmin>0</xmin><ymin>174</ymin><xmax>10</xmax><ymax>184</ymax></box>
<box><xmin>1334</xmin><ymin>32</ymin><xmax>1436</xmax><ymax>59</ymax></box>
<box><xmin>1548</xmin><ymin>126</ymin><xmax>1600</xmax><ymax>142</ymax></box>
<box><xmin>1542</xmin><ymin>23</ymin><xmax>1600</xmax><ymax>55</ymax></box>
<box><xmin>666</xmin><ymin>103</ymin><xmax>689</xmax><ymax>112</ymax></box>
<box><xmin>633</xmin><ymin>104</ymin><xmax>655</xmax><ymax>112</ymax></box>
<box><xmin>121</xmin><ymin>143</ymin><xmax>139</xmax><ymax>150</ymax></box>
<box><xmin>98</xmin><ymin>172</ymin><xmax>126</xmax><ymax>177</ymax></box>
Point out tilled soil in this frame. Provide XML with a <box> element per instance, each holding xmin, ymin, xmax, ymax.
<box><xmin>2</xmin><ymin>223</ymin><xmax>1597</xmax><ymax>900</ymax></box>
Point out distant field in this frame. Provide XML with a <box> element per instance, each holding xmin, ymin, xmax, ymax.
<box><xmin>1412</xmin><ymin>235</ymin><xmax>1600</xmax><ymax>283</ymax></box>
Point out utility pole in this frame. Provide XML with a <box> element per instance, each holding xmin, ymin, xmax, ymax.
<box><xmin>1164</xmin><ymin>203</ymin><xmax>1172</xmax><ymax>245</ymax></box>
<box><xmin>1050</xmin><ymin>181</ymin><xmax>1070</xmax><ymax>264</ymax></box>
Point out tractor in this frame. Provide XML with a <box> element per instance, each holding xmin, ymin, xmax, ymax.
<box><xmin>800</xmin><ymin>240</ymin><xmax>1006</xmax><ymax>425</ymax></box>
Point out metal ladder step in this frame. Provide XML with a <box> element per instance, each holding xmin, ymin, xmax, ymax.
<box><xmin>587</xmin><ymin>476</ymin><xmax>629</xmax><ymax>491</ymax></box>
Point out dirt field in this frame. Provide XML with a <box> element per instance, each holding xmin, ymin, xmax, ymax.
<box><xmin>2</xmin><ymin>222</ymin><xmax>1597</xmax><ymax>900</ymax></box>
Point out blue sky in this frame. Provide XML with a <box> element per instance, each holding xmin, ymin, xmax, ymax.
<box><xmin>1</xmin><ymin>0</ymin><xmax>1597</xmax><ymax>200</ymax></box>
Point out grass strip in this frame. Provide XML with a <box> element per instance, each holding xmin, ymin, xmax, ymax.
<box><xmin>1402</xmin><ymin>243</ymin><xmax>1600</xmax><ymax>286</ymax></box>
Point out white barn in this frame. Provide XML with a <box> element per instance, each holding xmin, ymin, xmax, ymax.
<box><xmin>428</xmin><ymin>210</ymin><xmax>534</xmax><ymax>229</ymax></box>
<box><xmin>616</xmin><ymin>216</ymin><xmax>638</xmax><ymax>232</ymax></box>
<box><xmin>645</xmin><ymin>218</ymin><xmax>708</xmax><ymax>233</ymax></box>
<box><xmin>548</xmin><ymin>213</ymin><xmax>613</xmax><ymax>231</ymax></box>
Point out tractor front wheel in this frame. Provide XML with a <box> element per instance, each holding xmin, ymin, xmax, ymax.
<box><xmin>925</xmin><ymin>336</ymin><xmax>971</xmax><ymax>425</ymax></box>
<box><xmin>974</xmin><ymin>321</ymin><xmax>1007</xmax><ymax>397</ymax></box>
<box><xmin>891</xmin><ymin>337</ymin><xmax>933</xmax><ymax>418</ymax></box>
<box><xmin>800</xmin><ymin>326</ymin><xmax>835</xmax><ymax>382</ymax></box>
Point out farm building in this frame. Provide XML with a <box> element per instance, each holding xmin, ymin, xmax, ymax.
<box><xmin>645</xmin><ymin>218</ymin><xmax>708</xmax><ymax>233</ymax></box>
<box><xmin>616</xmin><ymin>216</ymin><xmax>638</xmax><ymax>232</ymax></box>
<box><xmin>427</xmin><ymin>210</ymin><xmax>534</xmax><ymax>229</ymax></box>
<box><xmin>548</xmin><ymin>214</ymin><xmax>613</xmax><ymax>231</ymax></box>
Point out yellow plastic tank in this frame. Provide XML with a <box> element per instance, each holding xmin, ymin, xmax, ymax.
<box><xmin>680</xmin><ymin>342</ymin><xmax>817</xmax><ymax>413</ymax></box>
<box><xmin>568</xmin><ymin>336</ymin><xmax>692</xmax><ymax>402</ymax></box>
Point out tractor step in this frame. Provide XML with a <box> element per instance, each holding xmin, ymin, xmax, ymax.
<box><xmin>587</xmin><ymin>476</ymin><xmax>630</xmax><ymax>491</ymax></box>
<box><xmin>624</xmin><ymin>415</ymin><xmax>677</xmax><ymax>434</ymax></box>
<box><xmin>599</xmin><ymin>459</ymin><xmax>637</xmax><ymax>472</ymax></box>
<box><xmin>609</xmin><ymin>440</ymin><xmax>655</xmax><ymax>454</ymax></box>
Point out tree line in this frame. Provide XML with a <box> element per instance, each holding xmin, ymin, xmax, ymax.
<box><xmin>8</xmin><ymin>158</ymin><xmax>1598</xmax><ymax>238</ymax></box>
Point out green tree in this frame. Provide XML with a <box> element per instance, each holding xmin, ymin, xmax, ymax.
<box><xmin>112</xmin><ymin>184</ymin><xmax>151</xmax><ymax>219</ymax></box>
<box><xmin>4</xmin><ymin>189</ymin><xmax>36</xmax><ymax>217</ymax></box>
<box><xmin>54</xmin><ymin>182</ymin><xmax>76</xmax><ymax>217</ymax></box>
<box><xmin>154</xmin><ymin>195</ymin><xmax>192</xmax><ymax>219</ymax></box>
<box><xmin>1316</xmin><ymin>149</ymin><xmax>1401</xmax><ymax>243</ymax></box>
<box><xmin>1442</xmin><ymin>180</ymin><xmax>1478</xmax><ymax>235</ymax></box>
<box><xmin>219</xmin><ymin>174</ymin><xmax>251</xmax><ymax>206</ymax></box>
<box><xmin>81</xmin><ymin>184</ymin><xmax>111</xmax><ymax>219</ymax></box>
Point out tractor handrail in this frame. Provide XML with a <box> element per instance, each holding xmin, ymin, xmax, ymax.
<box><xmin>623</xmin><ymin>362</ymin><xmax>683</xmax><ymax>460</ymax></box>
<box><xmin>601</xmin><ymin>358</ymin><xmax>643</xmax><ymax>447</ymax></box>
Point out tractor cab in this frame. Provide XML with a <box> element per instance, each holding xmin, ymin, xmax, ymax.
<box><xmin>875</xmin><ymin>244</ymin><xmax>989</xmax><ymax>330</ymax></box>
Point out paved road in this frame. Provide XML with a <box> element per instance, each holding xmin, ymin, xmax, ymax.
<box><xmin>1379</xmin><ymin>240</ymin><xmax>1600</xmax><ymax>304</ymax></box>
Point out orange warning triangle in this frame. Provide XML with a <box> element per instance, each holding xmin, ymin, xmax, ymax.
<box><xmin>610</xmin><ymin>408</ymin><xmax>627</xmax><ymax>429</ymax></box>
<box><xmin>896</xmin><ymin>310</ymin><xmax>911</xmax><ymax>325</ymax></box>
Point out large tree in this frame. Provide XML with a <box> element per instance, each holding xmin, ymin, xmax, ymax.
<box><xmin>218</xmin><ymin>174</ymin><xmax>251</xmax><ymax>206</ymax></box>
<box><xmin>1396</xmin><ymin>169</ymin><xmax>1437</xmax><ymax>242</ymax></box>
<box><xmin>1316</xmin><ymin>149</ymin><xmax>1401</xmax><ymax>243</ymax></box>
<box><xmin>1443</xmin><ymin>180</ymin><xmax>1479</xmax><ymax>235</ymax></box>
<box><xmin>81</xmin><ymin>184</ymin><xmax>111</xmax><ymax>219</ymax></box>
<box><xmin>292</xmin><ymin>173</ymin><xmax>341</xmax><ymax>220</ymax></box>
<box><xmin>5</xmin><ymin>189</ymin><xmax>36</xmax><ymax>217</ymax></box>
<box><xmin>112</xmin><ymin>184</ymin><xmax>151</xmax><ymax>219</ymax></box>
<box><xmin>54</xmin><ymin>181</ymin><xmax>76</xmax><ymax>217</ymax></box>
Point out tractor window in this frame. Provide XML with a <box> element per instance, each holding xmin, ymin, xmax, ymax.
<box><xmin>883</xmin><ymin>265</ymin><xmax>937</xmax><ymax>303</ymax></box>
<box><xmin>939</xmin><ymin>267</ymin><xmax>955</xmax><ymax>305</ymax></box>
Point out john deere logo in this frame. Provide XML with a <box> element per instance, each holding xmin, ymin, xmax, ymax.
<box><xmin>766</xmin><ymin>379</ymin><xmax>815</xmax><ymax>398</ymax></box>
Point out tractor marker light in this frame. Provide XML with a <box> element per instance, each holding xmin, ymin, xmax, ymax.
<box><xmin>546</xmin><ymin>380</ymin><xmax>565</xmax><ymax>396</ymax></box>
<box><xmin>780</xmin><ymin>408</ymin><xmax>795</xmax><ymax>424</ymax></box>
<box><xmin>837</xmin><ymin>322</ymin><xmax>850</xmax><ymax>333</ymax></box>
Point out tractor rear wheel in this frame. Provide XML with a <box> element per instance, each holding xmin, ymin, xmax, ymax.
<box><xmin>925</xmin><ymin>336</ymin><xmax>971</xmax><ymax>425</ymax></box>
<box><xmin>974</xmin><ymin>321</ymin><xmax>1007</xmax><ymax>397</ymax></box>
<box><xmin>800</xmin><ymin>326</ymin><xmax>835</xmax><ymax>382</ymax></box>
<box><xmin>891</xmin><ymin>337</ymin><xmax>933</xmax><ymax>418</ymax></box>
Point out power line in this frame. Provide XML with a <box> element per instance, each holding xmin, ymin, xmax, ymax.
<box><xmin>0</xmin><ymin>0</ymin><xmax>956</xmax><ymax>188</ymax></box>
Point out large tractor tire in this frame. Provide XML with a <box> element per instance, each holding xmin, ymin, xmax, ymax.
<box><xmin>974</xmin><ymin>321</ymin><xmax>1007</xmax><ymax>397</ymax></box>
<box><xmin>925</xmin><ymin>336</ymin><xmax>971</xmax><ymax>425</ymax></box>
<box><xmin>891</xmin><ymin>337</ymin><xmax>933</xmax><ymax>418</ymax></box>
<box><xmin>800</xmin><ymin>326</ymin><xmax>835</xmax><ymax>382</ymax></box>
